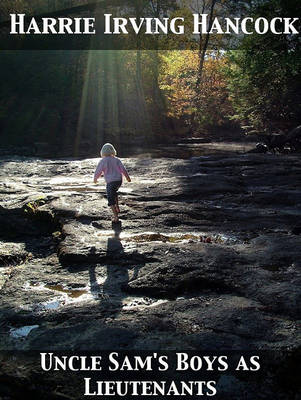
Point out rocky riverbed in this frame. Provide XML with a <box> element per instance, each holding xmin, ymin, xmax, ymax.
<box><xmin>0</xmin><ymin>150</ymin><xmax>300</xmax><ymax>399</ymax></box>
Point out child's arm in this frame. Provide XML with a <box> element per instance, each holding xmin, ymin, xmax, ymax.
<box><xmin>125</xmin><ymin>172</ymin><xmax>131</xmax><ymax>182</ymax></box>
<box><xmin>118</xmin><ymin>159</ymin><xmax>131</xmax><ymax>182</ymax></box>
<box><xmin>94</xmin><ymin>160</ymin><xmax>103</xmax><ymax>184</ymax></box>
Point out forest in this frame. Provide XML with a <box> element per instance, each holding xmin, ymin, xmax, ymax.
<box><xmin>0</xmin><ymin>0</ymin><xmax>300</xmax><ymax>156</ymax></box>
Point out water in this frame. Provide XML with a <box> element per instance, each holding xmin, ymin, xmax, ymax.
<box><xmin>10</xmin><ymin>325</ymin><xmax>39</xmax><ymax>339</ymax></box>
<box><xmin>44</xmin><ymin>284</ymin><xmax>88</xmax><ymax>299</ymax></box>
<box><xmin>24</xmin><ymin>281</ymin><xmax>170</xmax><ymax>312</ymax></box>
<box><xmin>96</xmin><ymin>231</ymin><xmax>241</xmax><ymax>245</ymax></box>
<box><xmin>118</xmin><ymin>141</ymin><xmax>254</xmax><ymax>160</ymax></box>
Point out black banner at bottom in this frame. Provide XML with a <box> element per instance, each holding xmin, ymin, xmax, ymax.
<box><xmin>0</xmin><ymin>350</ymin><xmax>300</xmax><ymax>399</ymax></box>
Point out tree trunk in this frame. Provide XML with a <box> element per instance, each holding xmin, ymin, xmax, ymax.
<box><xmin>196</xmin><ymin>0</ymin><xmax>217</xmax><ymax>91</ymax></box>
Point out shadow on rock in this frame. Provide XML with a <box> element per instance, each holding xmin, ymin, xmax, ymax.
<box><xmin>89</xmin><ymin>222</ymin><xmax>144</xmax><ymax>318</ymax></box>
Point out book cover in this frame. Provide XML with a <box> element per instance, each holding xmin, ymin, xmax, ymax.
<box><xmin>0</xmin><ymin>1</ymin><xmax>300</xmax><ymax>399</ymax></box>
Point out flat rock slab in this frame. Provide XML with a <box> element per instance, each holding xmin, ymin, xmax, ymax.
<box><xmin>0</xmin><ymin>241</ymin><xmax>29</xmax><ymax>267</ymax></box>
<box><xmin>0</xmin><ymin>152</ymin><xmax>300</xmax><ymax>399</ymax></box>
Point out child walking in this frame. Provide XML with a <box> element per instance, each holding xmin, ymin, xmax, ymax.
<box><xmin>94</xmin><ymin>143</ymin><xmax>131</xmax><ymax>223</ymax></box>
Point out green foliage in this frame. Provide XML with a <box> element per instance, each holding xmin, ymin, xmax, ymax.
<box><xmin>0</xmin><ymin>51</ymin><xmax>84</xmax><ymax>148</ymax></box>
<box><xmin>224</xmin><ymin>0</ymin><xmax>301</xmax><ymax>135</ymax></box>
<box><xmin>1</xmin><ymin>0</ymin><xmax>300</xmax><ymax>151</ymax></box>
<box><xmin>24</xmin><ymin>198</ymin><xmax>46</xmax><ymax>215</ymax></box>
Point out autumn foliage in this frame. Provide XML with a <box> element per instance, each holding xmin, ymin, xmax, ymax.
<box><xmin>160</xmin><ymin>51</ymin><xmax>234</xmax><ymax>132</ymax></box>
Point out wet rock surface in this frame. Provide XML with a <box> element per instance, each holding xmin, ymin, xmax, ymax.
<box><xmin>0</xmin><ymin>151</ymin><xmax>300</xmax><ymax>399</ymax></box>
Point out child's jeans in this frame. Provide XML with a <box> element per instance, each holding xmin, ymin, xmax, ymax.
<box><xmin>106</xmin><ymin>180</ymin><xmax>122</xmax><ymax>206</ymax></box>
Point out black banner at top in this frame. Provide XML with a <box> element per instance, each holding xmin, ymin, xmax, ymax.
<box><xmin>0</xmin><ymin>0</ymin><xmax>300</xmax><ymax>50</ymax></box>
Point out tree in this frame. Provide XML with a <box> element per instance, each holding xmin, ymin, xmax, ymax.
<box><xmin>225</xmin><ymin>0</ymin><xmax>301</xmax><ymax>136</ymax></box>
<box><xmin>160</xmin><ymin>50</ymin><xmax>234</xmax><ymax>131</ymax></box>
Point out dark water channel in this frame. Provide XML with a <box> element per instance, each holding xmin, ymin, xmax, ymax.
<box><xmin>0</xmin><ymin>137</ymin><xmax>254</xmax><ymax>160</ymax></box>
<box><xmin>119</xmin><ymin>140</ymin><xmax>254</xmax><ymax>159</ymax></box>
